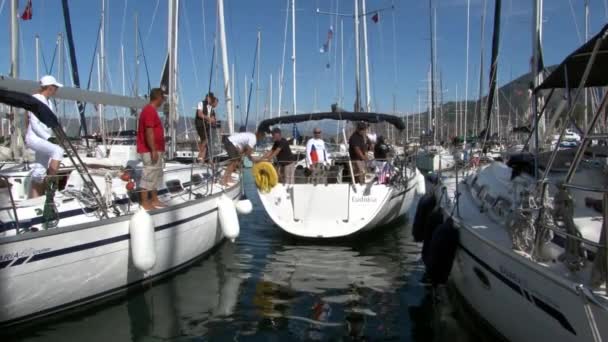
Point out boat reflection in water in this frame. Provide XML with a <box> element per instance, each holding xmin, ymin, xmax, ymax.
<box><xmin>4</xmin><ymin>242</ymin><xmax>247</xmax><ymax>342</ymax></box>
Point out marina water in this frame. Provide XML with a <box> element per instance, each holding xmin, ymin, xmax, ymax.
<box><xmin>4</xmin><ymin>174</ymin><xmax>494</xmax><ymax>341</ymax></box>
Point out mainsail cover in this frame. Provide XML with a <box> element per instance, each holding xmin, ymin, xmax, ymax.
<box><xmin>257</xmin><ymin>112</ymin><xmax>406</xmax><ymax>133</ymax></box>
<box><xmin>0</xmin><ymin>89</ymin><xmax>60</xmax><ymax>129</ymax></box>
<box><xmin>538</xmin><ymin>24</ymin><xmax>608</xmax><ymax>90</ymax></box>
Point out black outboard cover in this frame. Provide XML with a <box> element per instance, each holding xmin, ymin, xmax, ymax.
<box><xmin>428</xmin><ymin>218</ymin><xmax>459</xmax><ymax>285</ymax></box>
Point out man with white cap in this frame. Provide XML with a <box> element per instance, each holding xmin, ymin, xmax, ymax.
<box><xmin>25</xmin><ymin>75</ymin><xmax>65</xmax><ymax>198</ymax></box>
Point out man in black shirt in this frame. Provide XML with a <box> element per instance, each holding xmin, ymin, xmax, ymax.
<box><xmin>259</xmin><ymin>127</ymin><xmax>296</xmax><ymax>184</ymax></box>
<box><xmin>195</xmin><ymin>92</ymin><xmax>217</xmax><ymax>162</ymax></box>
<box><xmin>349</xmin><ymin>122</ymin><xmax>369</xmax><ymax>184</ymax></box>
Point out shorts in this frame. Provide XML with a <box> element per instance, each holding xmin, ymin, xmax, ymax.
<box><xmin>195</xmin><ymin>121</ymin><xmax>211</xmax><ymax>143</ymax></box>
<box><xmin>222</xmin><ymin>136</ymin><xmax>240</xmax><ymax>160</ymax></box>
<box><xmin>278</xmin><ymin>162</ymin><xmax>296</xmax><ymax>184</ymax></box>
<box><xmin>139</xmin><ymin>153</ymin><xmax>164</xmax><ymax>190</ymax></box>
<box><xmin>25</xmin><ymin>135</ymin><xmax>65</xmax><ymax>183</ymax></box>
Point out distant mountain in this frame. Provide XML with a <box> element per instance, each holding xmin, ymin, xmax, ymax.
<box><xmin>409</xmin><ymin>65</ymin><xmax>588</xmax><ymax>137</ymax></box>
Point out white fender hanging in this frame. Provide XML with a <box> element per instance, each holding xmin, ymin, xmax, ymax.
<box><xmin>129</xmin><ymin>209</ymin><xmax>156</xmax><ymax>272</ymax></box>
<box><xmin>416</xmin><ymin>170</ymin><xmax>426</xmax><ymax>196</ymax></box>
<box><xmin>218</xmin><ymin>195</ymin><xmax>240</xmax><ymax>242</ymax></box>
<box><xmin>235</xmin><ymin>198</ymin><xmax>253</xmax><ymax>215</ymax></box>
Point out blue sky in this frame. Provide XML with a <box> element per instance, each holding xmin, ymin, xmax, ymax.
<box><xmin>1</xmin><ymin>0</ymin><xmax>607</xmax><ymax>125</ymax></box>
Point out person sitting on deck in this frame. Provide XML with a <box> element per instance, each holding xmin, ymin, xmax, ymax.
<box><xmin>221</xmin><ymin>131</ymin><xmax>262</xmax><ymax>186</ymax></box>
<box><xmin>348</xmin><ymin>122</ymin><xmax>369</xmax><ymax>185</ymax></box>
<box><xmin>259</xmin><ymin>128</ymin><xmax>296</xmax><ymax>184</ymax></box>
<box><xmin>25</xmin><ymin>75</ymin><xmax>65</xmax><ymax>198</ymax></box>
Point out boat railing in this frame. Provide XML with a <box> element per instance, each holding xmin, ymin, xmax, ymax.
<box><xmin>0</xmin><ymin>162</ymin><xmax>235</xmax><ymax>236</ymax></box>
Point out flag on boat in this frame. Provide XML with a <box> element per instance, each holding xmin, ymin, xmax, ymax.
<box><xmin>292</xmin><ymin>124</ymin><xmax>301</xmax><ymax>142</ymax></box>
<box><xmin>319</xmin><ymin>26</ymin><xmax>334</xmax><ymax>53</ymax></box>
<box><xmin>309</xmin><ymin>144</ymin><xmax>319</xmax><ymax>164</ymax></box>
<box><xmin>377</xmin><ymin>162</ymin><xmax>391</xmax><ymax>184</ymax></box>
<box><xmin>371</xmin><ymin>12</ymin><xmax>379</xmax><ymax>23</ymax></box>
<box><xmin>21</xmin><ymin>0</ymin><xmax>33</xmax><ymax>20</ymax></box>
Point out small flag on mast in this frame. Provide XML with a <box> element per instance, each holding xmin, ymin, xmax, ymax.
<box><xmin>21</xmin><ymin>0</ymin><xmax>33</xmax><ymax>20</ymax></box>
<box><xmin>371</xmin><ymin>12</ymin><xmax>379</xmax><ymax>23</ymax></box>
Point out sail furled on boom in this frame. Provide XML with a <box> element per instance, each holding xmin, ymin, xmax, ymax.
<box><xmin>61</xmin><ymin>0</ymin><xmax>88</xmax><ymax>138</ymax></box>
<box><xmin>482</xmin><ymin>0</ymin><xmax>502</xmax><ymax>143</ymax></box>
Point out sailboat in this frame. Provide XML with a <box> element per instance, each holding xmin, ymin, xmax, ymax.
<box><xmin>421</xmin><ymin>0</ymin><xmax>608</xmax><ymax>339</ymax></box>
<box><xmin>0</xmin><ymin>0</ymin><xmax>249</xmax><ymax>326</ymax></box>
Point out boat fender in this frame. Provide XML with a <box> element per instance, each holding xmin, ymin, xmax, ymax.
<box><xmin>412</xmin><ymin>193</ymin><xmax>436</xmax><ymax>242</ymax></box>
<box><xmin>129</xmin><ymin>209</ymin><xmax>156</xmax><ymax>272</ymax></box>
<box><xmin>252</xmin><ymin>162</ymin><xmax>278</xmax><ymax>193</ymax></box>
<box><xmin>218</xmin><ymin>194</ymin><xmax>240</xmax><ymax>242</ymax></box>
<box><xmin>235</xmin><ymin>198</ymin><xmax>253</xmax><ymax>215</ymax></box>
<box><xmin>416</xmin><ymin>171</ymin><xmax>426</xmax><ymax>195</ymax></box>
<box><xmin>421</xmin><ymin>207</ymin><xmax>444</xmax><ymax>267</ymax></box>
<box><xmin>427</xmin><ymin>218</ymin><xmax>459</xmax><ymax>285</ymax></box>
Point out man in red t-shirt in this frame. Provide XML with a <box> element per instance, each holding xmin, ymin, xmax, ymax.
<box><xmin>137</xmin><ymin>88</ymin><xmax>166</xmax><ymax>210</ymax></box>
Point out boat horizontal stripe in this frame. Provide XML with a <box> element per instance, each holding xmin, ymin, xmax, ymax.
<box><xmin>4</xmin><ymin>207</ymin><xmax>218</xmax><ymax>267</ymax></box>
<box><xmin>458</xmin><ymin>243</ymin><xmax>576</xmax><ymax>335</ymax></box>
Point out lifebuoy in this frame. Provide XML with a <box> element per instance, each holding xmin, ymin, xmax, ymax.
<box><xmin>252</xmin><ymin>162</ymin><xmax>278</xmax><ymax>193</ymax></box>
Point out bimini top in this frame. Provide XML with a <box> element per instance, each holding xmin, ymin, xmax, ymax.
<box><xmin>0</xmin><ymin>89</ymin><xmax>59</xmax><ymax>128</ymax></box>
<box><xmin>538</xmin><ymin>23</ymin><xmax>608</xmax><ymax>90</ymax></box>
<box><xmin>257</xmin><ymin>111</ymin><xmax>406</xmax><ymax>133</ymax></box>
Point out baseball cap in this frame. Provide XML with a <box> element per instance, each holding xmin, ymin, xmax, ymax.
<box><xmin>40</xmin><ymin>75</ymin><xmax>63</xmax><ymax>88</ymax></box>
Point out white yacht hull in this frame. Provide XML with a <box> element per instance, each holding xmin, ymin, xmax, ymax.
<box><xmin>0</xmin><ymin>184</ymin><xmax>241</xmax><ymax>326</ymax></box>
<box><xmin>432</xmin><ymin>165</ymin><xmax>608</xmax><ymax>342</ymax></box>
<box><xmin>258</xmin><ymin>168</ymin><xmax>425</xmax><ymax>238</ymax></box>
<box><xmin>451</xmin><ymin>222</ymin><xmax>608</xmax><ymax>342</ymax></box>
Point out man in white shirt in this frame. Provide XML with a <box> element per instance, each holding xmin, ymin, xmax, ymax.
<box><xmin>221</xmin><ymin>131</ymin><xmax>262</xmax><ymax>185</ymax></box>
<box><xmin>25</xmin><ymin>75</ymin><xmax>65</xmax><ymax>198</ymax></box>
<box><xmin>306</xmin><ymin>127</ymin><xmax>329</xmax><ymax>167</ymax></box>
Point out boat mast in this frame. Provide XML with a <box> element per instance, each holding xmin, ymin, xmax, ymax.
<box><xmin>476</xmin><ymin>0</ymin><xmax>487</xmax><ymax>135</ymax></box>
<box><xmin>482</xmin><ymin>0</ymin><xmax>501</xmax><ymax>145</ymax></box>
<box><xmin>584</xmin><ymin>0</ymin><xmax>589</xmax><ymax>131</ymax></box>
<box><xmin>429</xmin><ymin>0</ymin><xmax>436</xmax><ymax>145</ymax></box>
<box><xmin>256</xmin><ymin>29</ymin><xmax>261</xmax><ymax>125</ymax></box>
<box><xmin>291</xmin><ymin>0</ymin><xmax>297</xmax><ymax>115</ymax></box>
<box><xmin>532</xmin><ymin>0</ymin><xmax>542</xmax><ymax>178</ymax></box>
<box><xmin>361</xmin><ymin>0</ymin><xmax>371</xmax><ymax>112</ymax></box>
<box><xmin>9</xmin><ymin>0</ymin><xmax>20</xmax><ymax>158</ymax></box>
<box><xmin>217</xmin><ymin>0</ymin><xmax>236</xmax><ymax>133</ymax></box>
<box><xmin>269</xmin><ymin>73</ymin><xmax>273</xmax><ymax>119</ymax></box>
<box><xmin>354</xmin><ymin>0</ymin><xmax>361</xmax><ymax>112</ymax></box>
<box><xmin>278</xmin><ymin>0</ymin><xmax>289</xmax><ymax>118</ymax></box>
<box><xmin>463</xmin><ymin>0</ymin><xmax>470</xmax><ymax>145</ymax></box>
<box><xmin>134</xmin><ymin>12</ymin><xmax>139</xmax><ymax>97</ymax></box>
<box><xmin>100</xmin><ymin>0</ymin><xmax>107</xmax><ymax>150</ymax></box>
<box><xmin>35</xmin><ymin>35</ymin><xmax>40</xmax><ymax>80</ymax></box>
<box><xmin>167</xmin><ymin>0</ymin><xmax>179</xmax><ymax>156</ymax></box>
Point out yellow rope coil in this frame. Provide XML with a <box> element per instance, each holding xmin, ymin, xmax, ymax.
<box><xmin>252</xmin><ymin>162</ymin><xmax>278</xmax><ymax>193</ymax></box>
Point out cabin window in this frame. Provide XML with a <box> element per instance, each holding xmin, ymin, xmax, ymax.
<box><xmin>166</xmin><ymin>180</ymin><xmax>183</xmax><ymax>194</ymax></box>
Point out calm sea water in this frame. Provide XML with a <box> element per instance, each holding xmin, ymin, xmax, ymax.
<box><xmin>5</xmin><ymin>174</ymin><xmax>495</xmax><ymax>341</ymax></box>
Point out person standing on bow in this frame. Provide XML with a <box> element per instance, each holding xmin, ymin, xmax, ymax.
<box><xmin>136</xmin><ymin>88</ymin><xmax>167</xmax><ymax>211</ymax></box>
<box><xmin>25</xmin><ymin>75</ymin><xmax>65</xmax><ymax>198</ymax></box>
<box><xmin>195</xmin><ymin>92</ymin><xmax>218</xmax><ymax>162</ymax></box>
